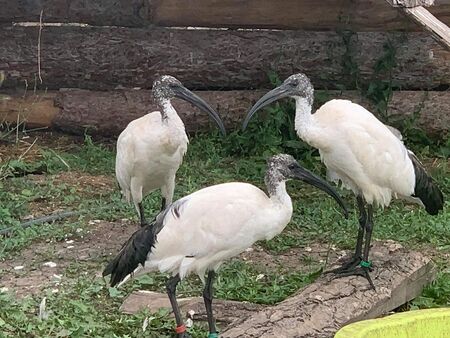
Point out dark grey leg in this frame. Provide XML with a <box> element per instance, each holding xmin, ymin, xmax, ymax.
<box><xmin>354</xmin><ymin>195</ymin><xmax>367</xmax><ymax>259</ymax></box>
<box><xmin>360</xmin><ymin>205</ymin><xmax>375</xmax><ymax>290</ymax></box>
<box><xmin>139</xmin><ymin>202</ymin><xmax>147</xmax><ymax>227</ymax></box>
<box><xmin>325</xmin><ymin>195</ymin><xmax>366</xmax><ymax>273</ymax></box>
<box><xmin>332</xmin><ymin>204</ymin><xmax>376</xmax><ymax>290</ymax></box>
<box><xmin>203</xmin><ymin>271</ymin><xmax>217</xmax><ymax>336</ymax></box>
<box><xmin>161</xmin><ymin>197</ymin><xmax>167</xmax><ymax>211</ymax></box>
<box><xmin>166</xmin><ymin>274</ymin><xmax>191</xmax><ymax>337</ymax></box>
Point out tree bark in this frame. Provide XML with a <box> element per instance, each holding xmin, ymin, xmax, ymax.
<box><xmin>1</xmin><ymin>0</ymin><xmax>449</xmax><ymax>30</ymax></box>
<box><xmin>1</xmin><ymin>89</ymin><xmax>449</xmax><ymax>139</ymax></box>
<box><xmin>222</xmin><ymin>241</ymin><xmax>436</xmax><ymax>338</ymax></box>
<box><xmin>1</xmin><ymin>25</ymin><xmax>449</xmax><ymax>91</ymax></box>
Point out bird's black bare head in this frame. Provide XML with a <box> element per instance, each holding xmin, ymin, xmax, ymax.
<box><xmin>283</xmin><ymin>73</ymin><xmax>314</xmax><ymax>105</ymax></box>
<box><xmin>151</xmin><ymin>75</ymin><xmax>226</xmax><ymax>136</ymax></box>
<box><xmin>265</xmin><ymin>153</ymin><xmax>349</xmax><ymax>218</ymax></box>
<box><xmin>152</xmin><ymin>75</ymin><xmax>183</xmax><ymax>102</ymax></box>
<box><xmin>242</xmin><ymin>73</ymin><xmax>314</xmax><ymax>130</ymax></box>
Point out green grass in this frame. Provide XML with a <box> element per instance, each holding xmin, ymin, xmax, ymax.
<box><xmin>0</xmin><ymin>131</ymin><xmax>448</xmax><ymax>337</ymax></box>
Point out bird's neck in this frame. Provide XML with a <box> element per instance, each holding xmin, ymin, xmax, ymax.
<box><xmin>159</xmin><ymin>99</ymin><xmax>184</xmax><ymax>126</ymax></box>
<box><xmin>294</xmin><ymin>97</ymin><xmax>313</xmax><ymax>138</ymax></box>
<box><xmin>265</xmin><ymin>174</ymin><xmax>292</xmax><ymax>209</ymax></box>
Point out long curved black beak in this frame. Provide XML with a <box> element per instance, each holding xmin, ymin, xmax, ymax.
<box><xmin>242</xmin><ymin>84</ymin><xmax>291</xmax><ymax>130</ymax></box>
<box><xmin>292</xmin><ymin>165</ymin><xmax>349</xmax><ymax>219</ymax></box>
<box><xmin>172</xmin><ymin>85</ymin><xmax>226</xmax><ymax>136</ymax></box>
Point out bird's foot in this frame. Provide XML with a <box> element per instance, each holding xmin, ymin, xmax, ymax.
<box><xmin>177</xmin><ymin>333</ymin><xmax>191</xmax><ymax>338</ymax></box>
<box><xmin>175</xmin><ymin>325</ymin><xmax>191</xmax><ymax>338</ymax></box>
<box><xmin>324</xmin><ymin>255</ymin><xmax>362</xmax><ymax>274</ymax></box>
<box><xmin>332</xmin><ymin>262</ymin><xmax>376</xmax><ymax>290</ymax></box>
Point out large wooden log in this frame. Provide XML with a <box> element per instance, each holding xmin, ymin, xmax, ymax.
<box><xmin>1</xmin><ymin>89</ymin><xmax>448</xmax><ymax>139</ymax></box>
<box><xmin>222</xmin><ymin>241</ymin><xmax>436</xmax><ymax>338</ymax></box>
<box><xmin>149</xmin><ymin>0</ymin><xmax>450</xmax><ymax>31</ymax></box>
<box><xmin>1</xmin><ymin>0</ymin><xmax>450</xmax><ymax>30</ymax></box>
<box><xmin>1</xmin><ymin>25</ymin><xmax>449</xmax><ymax>91</ymax></box>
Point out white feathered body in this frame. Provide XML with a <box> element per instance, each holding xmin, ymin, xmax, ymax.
<box><xmin>296</xmin><ymin>99</ymin><xmax>415</xmax><ymax>207</ymax></box>
<box><xmin>135</xmin><ymin>182</ymin><xmax>292</xmax><ymax>282</ymax></box>
<box><xmin>115</xmin><ymin>107</ymin><xmax>188</xmax><ymax>212</ymax></box>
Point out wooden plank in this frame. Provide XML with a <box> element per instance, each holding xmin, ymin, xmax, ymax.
<box><xmin>1</xmin><ymin>90</ymin><xmax>448</xmax><ymax>139</ymax></box>
<box><xmin>1</xmin><ymin>26</ymin><xmax>449</xmax><ymax>91</ymax></box>
<box><xmin>386</xmin><ymin>0</ymin><xmax>435</xmax><ymax>7</ymax></box>
<box><xmin>222</xmin><ymin>241</ymin><xmax>436</xmax><ymax>338</ymax></box>
<box><xmin>120</xmin><ymin>290</ymin><xmax>263</xmax><ymax>326</ymax></box>
<box><xmin>0</xmin><ymin>0</ymin><xmax>150</xmax><ymax>27</ymax></box>
<box><xmin>2</xmin><ymin>0</ymin><xmax>450</xmax><ymax>30</ymax></box>
<box><xmin>149</xmin><ymin>0</ymin><xmax>450</xmax><ymax>30</ymax></box>
<box><xmin>403</xmin><ymin>6</ymin><xmax>450</xmax><ymax>49</ymax></box>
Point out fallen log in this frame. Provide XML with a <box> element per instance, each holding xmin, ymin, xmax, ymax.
<box><xmin>1</xmin><ymin>89</ymin><xmax>448</xmax><ymax>139</ymax></box>
<box><xmin>222</xmin><ymin>241</ymin><xmax>436</xmax><ymax>338</ymax></box>
<box><xmin>1</xmin><ymin>0</ymin><xmax>449</xmax><ymax>31</ymax></box>
<box><xmin>1</xmin><ymin>25</ymin><xmax>449</xmax><ymax>91</ymax></box>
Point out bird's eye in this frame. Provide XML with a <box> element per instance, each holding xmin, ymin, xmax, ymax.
<box><xmin>288</xmin><ymin>164</ymin><xmax>296</xmax><ymax>170</ymax></box>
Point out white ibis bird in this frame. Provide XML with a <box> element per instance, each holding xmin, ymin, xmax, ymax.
<box><xmin>243</xmin><ymin>73</ymin><xmax>444</xmax><ymax>289</ymax></box>
<box><xmin>104</xmin><ymin>154</ymin><xmax>348</xmax><ymax>338</ymax></box>
<box><xmin>116</xmin><ymin>75</ymin><xmax>226</xmax><ymax>226</ymax></box>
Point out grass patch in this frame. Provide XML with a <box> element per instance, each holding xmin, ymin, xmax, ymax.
<box><xmin>0</xmin><ymin>131</ymin><xmax>448</xmax><ymax>336</ymax></box>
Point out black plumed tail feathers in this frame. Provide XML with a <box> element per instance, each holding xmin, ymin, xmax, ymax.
<box><xmin>409</xmin><ymin>152</ymin><xmax>444</xmax><ymax>215</ymax></box>
<box><xmin>103</xmin><ymin>212</ymin><xmax>166</xmax><ymax>287</ymax></box>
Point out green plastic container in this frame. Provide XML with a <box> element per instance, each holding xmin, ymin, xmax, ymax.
<box><xmin>334</xmin><ymin>308</ymin><xmax>450</xmax><ymax>338</ymax></box>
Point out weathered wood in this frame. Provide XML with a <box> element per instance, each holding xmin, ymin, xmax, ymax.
<box><xmin>403</xmin><ymin>6</ymin><xmax>450</xmax><ymax>49</ymax></box>
<box><xmin>0</xmin><ymin>0</ymin><xmax>149</xmax><ymax>27</ymax></box>
<box><xmin>120</xmin><ymin>290</ymin><xmax>264</xmax><ymax>326</ymax></box>
<box><xmin>1</xmin><ymin>26</ymin><xmax>449</xmax><ymax>91</ymax></box>
<box><xmin>1</xmin><ymin>90</ymin><xmax>449</xmax><ymax>139</ymax></box>
<box><xmin>150</xmin><ymin>0</ymin><xmax>450</xmax><ymax>30</ymax></box>
<box><xmin>0</xmin><ymin>91</ymin><xmax>58</xmax><ymax>127</ymax></box>
<box><xmin>222</xmin><ymin>241</ymin><xmax>436</xmax><ymax>338</ymax></box>
<box><xmin>2</xmin><ymin>0</ymin><xmax>450</xmax><ymax>30</ymax></box>
<box><xmin>387</xmin><ymin>0</ymin><xmax>435</xmax><ymax>7</ymax></box>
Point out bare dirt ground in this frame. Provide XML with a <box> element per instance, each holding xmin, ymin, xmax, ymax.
<box><xmin>0</xmin><ymin>214</ymin><xmax>337</xmax><ymax>298</ymax></box>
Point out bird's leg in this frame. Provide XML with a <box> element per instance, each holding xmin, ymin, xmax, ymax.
<box><xmin>161</xmin><ymin>197</ymin><xmax>167</xmax><ymax>211</ymax></box>
<box><xmin>166</xmin><ymin>274</ymin><xmax>191</xmax><ymax>338</ymax></box>
<box><xmin>161</xmin><ymin>176</ymin><xmax>175</xmax><ymax>211</ymax></box>
<box><xmin>359</xmin><ymin>204</ymin><xmax>375</xmax><ymax>290</ymax></box>
<box><xmin>203</xmin><ymin>271</ymin><xmax>218</xmax><ymax>337</ymax></box>
<box><xmin>325</xmin><ymin>195</ymin><xmax>366</xmax><ymax>273</ymax></box>
<box><xmin>138</xmin><ymin>202</ymin><xmax>147</xmax><ymax>227</ymax></box>
<box><xmin>332</xmin><ymin>205</ymin><xmax>376</xmax><ymax>290</ymax></box>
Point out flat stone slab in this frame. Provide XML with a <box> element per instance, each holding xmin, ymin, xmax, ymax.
<box><xmin>120</xmin><ymin>290</ymin><xmax>264</xmax><ymax>325</ymax></box>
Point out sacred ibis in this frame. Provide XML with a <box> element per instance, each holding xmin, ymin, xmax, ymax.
<box><xmin>104</xmin><ymin>154</ymin><xmax>348</xmax><ymax>338</ymax></box>
<box><xmin>116</xmin><ymin>75</ymin><xmax>226</xmax><ymax>226</ymax></box>
<box><xmin>243</xmin><ymin>73</ymin><xmax>444</xmax><ymax>289</ymax></box>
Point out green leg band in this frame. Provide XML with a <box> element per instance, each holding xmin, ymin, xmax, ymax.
<box><xmin>208</xmin><ymin>333</ymin><xmax>219</xmax><ymax>338</ymax></box>
<box><xmin>360</xmin><ymin>260</ymin><xmax>372</xmax><ymax>268</ymax></box>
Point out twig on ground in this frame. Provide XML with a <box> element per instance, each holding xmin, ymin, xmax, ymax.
<box><xmin>0</xmin><ymin>211</ymin><xmax>79</xmax><ymax>236</ymax></box>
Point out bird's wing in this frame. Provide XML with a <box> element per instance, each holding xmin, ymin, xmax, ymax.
<box><xmin>315</xmin><ymin>100</ymin><xmax>416</xmax><ymax>200</ymax></box>
<box><xmin>149</xmin><ymin>183</ymin><xmax>271</xmax><ymax>262</ymax></box>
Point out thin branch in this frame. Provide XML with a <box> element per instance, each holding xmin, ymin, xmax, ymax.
<box><xmin>37</xmin><ymin>9</ymin><xmax>44</xmax><ymax>84</ymax></box>
<box><xmin>0</xmin><ymin>211</ymin><xmax>79</xmax><ymax>236</ymax></box>
<box><xmin>18</xmin><ymin>137</ymin><xmax>38</xmax><ymax>161</ymax></box>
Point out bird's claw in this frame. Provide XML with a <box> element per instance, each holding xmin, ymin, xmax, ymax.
<box><xmin>332</xmin><ymin>265</ymin><xmax>376</xmax><ymax>290</ymax></box>
<box><xmin>324</xmin><ymin>255</ymin><xmax>362</xmax><ymax>274</ymax></box>
<box><xmin>177</xmin><ymin>333</ymin><xmax>192</xmax><ymax>338</ymax></box>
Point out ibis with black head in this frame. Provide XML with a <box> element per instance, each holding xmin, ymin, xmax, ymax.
<box><xmin>243</xmin><ymin>73</ymin><xmax>444</xmax><ymax>289</ymax></box>
<box><xmin>115</xmin><ymin>75</ymin><xmax>226</xmax><ymax>226</ymax></box>
<box><xmin>104</xmin><ymin>154</ymin><xmax>348</xmax><ymax>338</ymax></box>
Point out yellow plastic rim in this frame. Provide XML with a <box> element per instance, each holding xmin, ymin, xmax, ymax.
<box><xmin>334</xmin><ymin>308</ymin><xmax>450</xmax><ymax>338</ymax></box>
